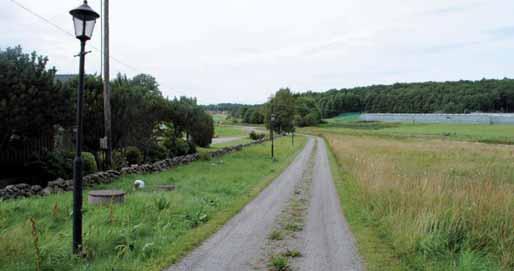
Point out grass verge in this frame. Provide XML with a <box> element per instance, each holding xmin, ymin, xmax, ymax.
<box><xmin>324</xmin><ymin>136</ymin><xmax>402</xmax><ymax>271</ymax></box>
<box><xmin>0</xmin><ymin>136</ymin><xmax>307</xmax><ymax>271</ymax></box>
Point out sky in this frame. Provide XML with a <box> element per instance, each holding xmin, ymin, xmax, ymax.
<box><xmin>1</xmin><ymin>0</ymin><xmax>513</xmax><ymax>104</ymax></box>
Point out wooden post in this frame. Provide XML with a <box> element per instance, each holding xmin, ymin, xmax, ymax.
<box><xmin>103</xmin><ymin>0</ymin><xmax>112</xmax><ymax>169</ymax></box>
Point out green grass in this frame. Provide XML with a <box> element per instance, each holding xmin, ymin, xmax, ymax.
<box><xmin>214</xmin><ymin>125</ymin><xmax>247</xmax><ymax>138</ymax></box>
<box><xmin>212</xmin><ymin>138</ymin><xmax>254</xmax><ymax>148</ymax></box>
<box><xmin>325</xmin><ymin>137</ymin><xmax>403</xmax><ymax>271</ymax></box>
<box><xmin>324</xmin><ymin>112</ymin><xmax>361</xmax><ymax>123</ymax></box>
<box><xmin>304</xmin><ymin>120</ymin><xmax>514</xmax><ymax>145</ymax></box>
<box><xmin>0</xmin><ymin>136</ymin><xmax>307</xmax><ymax>271</ymax></box>
<box><xmin>270</xmin><ymin>255</ymin><xmax>290</xmax><ymax>271</ymax></box>
<box><xmin>211</xmin><ymin>114</ymin><xmax>227</xmax><ymax>123</ymax></box>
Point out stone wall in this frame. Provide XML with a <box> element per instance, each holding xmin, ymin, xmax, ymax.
<box><xmin>0</xmin><ymin>139</ymin><xmax>266</xmax><ymax>200</ymax></box>
<box><xmin>360</xmin><ymin>113</ymin><xmax>514</xmax><ymax>125</ymax></box>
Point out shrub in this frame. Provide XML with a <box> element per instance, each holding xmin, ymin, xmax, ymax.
<box><xmin>125</xmin><ymin>146</ymin><xmax>143</xmax><ymax>165</ymax></box>
<box><xmin>190</xmin><ymin>110</ymin><xmax>214</xmax><ymax>147</ymax></box>
<box><xmin>198</xmin><ymin>152</ymin><xmax>211</xmax><ymax>161</ymax></box>
<box><xmin>112</xmin><ymin>150</ymin><xmax>127</xmax><ymax>169</ymax></box>
<box><xmin>167</xmin><ymin>138</ymin><xmax>196</xmax><ymax>157</ymax></box>
<box><xmin>249</xmin><ymin>131</ymin><xmax>266</xmax><ymax>140</ymax></box>
<box><xmin>82</xmin><ymin>152</ymin><xmax>97</xmax><ymax>175</ymax></box>
<box><xmin>44</xmin><ymin>151</ymin><xmax>73</xmax><ymax>180</ymax></box>
<box><xmin>146</xmin><ymin>143</ymin><xmax>167</xmax><ymax>162</ymax></box>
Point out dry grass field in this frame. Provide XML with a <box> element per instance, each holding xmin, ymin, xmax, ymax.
<box><xmin>324</xmin><ymin>133</ymin><xmax>514</xmax><ymax>270</ymax></box>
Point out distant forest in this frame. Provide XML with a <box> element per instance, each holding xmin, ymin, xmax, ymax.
<box><xmin>302</xmin><ymin>78</ymin><xmax>514</xmax><ymax>118</ymax></box>
<box><xmin>206</xmin><ymin>79</ymin><xmax>514</xmax><ymax>125</ymax></box>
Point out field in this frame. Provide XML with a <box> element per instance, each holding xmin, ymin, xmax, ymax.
<box><xmin>305</xmin><ymin>117</ymin><xmax>514</xmax><ymax>270</ymax></box>
<box><xmin>315</xmin><ymin>113</ymin><xmax>514</xmax><ymax>145</ymax></box>
<box><xmin>0</xmin><ymin>136</ymin><xmax>306</xmax><ymax>271</ymax></box>
<box><xmin>214</xmin><ymin>125</ymin><xmax>248</xmax><ymax>138</ymax></box>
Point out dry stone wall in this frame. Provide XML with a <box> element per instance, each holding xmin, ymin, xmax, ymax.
<box><xmin>0</xmin><ymin>139</ymin><xmax>266</xmax><ymax>200</ymax></box>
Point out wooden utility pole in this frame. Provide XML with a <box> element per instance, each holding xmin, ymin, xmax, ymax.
<box><xmin>103</xmin><ymin>0</ymin><xmax>112</xmax><ymax>168</ymax></box>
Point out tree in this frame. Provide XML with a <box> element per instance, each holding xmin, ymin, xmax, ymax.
<box><xmin>0</xmin><ymin>46</ymin><xmax>70</xmax><ymax>151</ymax></box>
<box><xmin>265</xmin><ymin>88</ymin><xmax>295</xmax><ymax>133</ymax></box>
<box><xmin>190</xmin><ymin>108</ymin><xmax>214</xmax><ymax>147</ymax></box>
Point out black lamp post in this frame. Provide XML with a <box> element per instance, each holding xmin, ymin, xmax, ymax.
<box><xmin>270</xmin><ymin>113</ymin><xmax>276</xmax><ymax>160</ymax></box>
<box><xmin>69</xmin><ymin>0</ymin><xmax>99</xmax><ymax>254</ymax></box>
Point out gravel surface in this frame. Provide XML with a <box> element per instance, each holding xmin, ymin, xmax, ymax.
<box><xmin>211</xmin><ymin>136</ymin><xmax>243</xmax><ymax>145</ymax></box>
<box><xmin>298</xmin><ymin>138</ymin><xmax>363</xmax><ymax>271</ymax></box>
<box><xmin>166</xmin><ymin>137</ymin><xmax>362</xmax><ymax>271</ymax></box>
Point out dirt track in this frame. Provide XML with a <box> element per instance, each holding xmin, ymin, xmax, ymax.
<box><xmin>166</xmin><ymin>137</ymin><xmax>362</xmax><ymax>271</ymax></box>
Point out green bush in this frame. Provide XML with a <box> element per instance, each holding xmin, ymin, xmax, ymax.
<box><xmin>44</xmin><ymin>151</ymin><xmax>73</xmax><ymax>180</ymax></box>
<box><xmin>82</xmin><ymin>152</ymin><xmax>97</xmax><ymax>175</ymax></box>
<box><xmin>249</xmin><ymin>131</ymin><xmax>266</xmax><ymax>140</ymax></box>
<box><xmin>166</xmin><ymin>138</ymin><xmax>195</xmax><ymax>157</ymax></box>
<box><xmin>147</xmin><ymin>143</ymin><xmax>167</xmax><ymax>162</ymax></box>
<box><xmin>126</xmin><ymin>146</ymin><xmax>143</xmax><ymax>165</ymax></box>
<box><xmin>190</xmin><ymin>110</ymin><xmax>214</xmax><ymax>147</ymax></box>
<box><xmin>112</xmin><ymin>150</ymin><xmax>127</xmax><ymax>169</ymax></box>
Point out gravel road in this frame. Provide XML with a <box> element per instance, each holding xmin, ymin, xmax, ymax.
<box><xmin>166</xmin><ymin>136</ymin><xmax>362</xmax><ymax>271</ymax></box>
<box><xmin>211</xmin><ymin>136</ymin><xmax>243</xmax><ymax>145</ymax></box>
<box><xmin>298</xmin><ymin>138</ymin><xmax>363</xmax><ymax>270</ymax></box>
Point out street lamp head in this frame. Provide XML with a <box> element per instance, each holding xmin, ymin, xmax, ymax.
<box><xmin>70</xmin><ymin>1</ymin><xmax>100</xmax><ymax>41</ymax></box>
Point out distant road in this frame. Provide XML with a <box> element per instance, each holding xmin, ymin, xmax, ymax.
<box><xmin>211</xmin><ymin>136</ymin><xmax>243</xmax><ymax>145</ymax></box>
<box><xmin>167</xmin><ymin>137</ymin><xmax>362</xmax><ymax>271</ymax></box>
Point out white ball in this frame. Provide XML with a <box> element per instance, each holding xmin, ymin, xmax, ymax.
<box><xmin>134</xmin><ymin>180</ymin><xmax>145</xmax><ymax>189</ymax></box>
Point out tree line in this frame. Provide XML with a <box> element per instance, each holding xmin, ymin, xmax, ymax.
<box><xmin>225</xmin><ymin>79</ymin><xmax>514</xmax><ymax>127</ymax></box>
<box><xmin>0</xmin><ymin>46</ymin><xmax>213</xmax><ymax>183</ymax></box>
<box><xmin>302</xmin><ymin>79</ymin><xmax>514</xmax><ymax>119</ymax></box>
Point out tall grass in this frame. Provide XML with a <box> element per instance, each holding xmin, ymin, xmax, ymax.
<box><xmin>325</xmin><ymin>134</ymin><xmax>514</xmax><ymax>270</ymax></box>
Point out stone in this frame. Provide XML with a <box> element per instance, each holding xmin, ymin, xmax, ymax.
<box><xmin>156</xmin><ymin>184</ymin><xmax>176</xmax><ymax>191</ymax></box>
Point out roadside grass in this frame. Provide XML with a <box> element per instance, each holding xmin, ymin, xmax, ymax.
<box><xmin>323</xmin><ymin>133</ymin><xmax>513</xmax><ymax>270</ymax></box>
<box><xmin>211</xmin><ymin>138</ymin><xmax>254</xmax><ymax>148</ymax></box>
<box><xmin>0</xmin><ymin>136</ymin><xmax>307</xmax><ymax>271</ymax></box>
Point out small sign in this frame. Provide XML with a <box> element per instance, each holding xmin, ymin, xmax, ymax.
<box><xmin>100</xmin><ymin>137</ymin><xmax>108</xmax><ymax>150</ymax></box>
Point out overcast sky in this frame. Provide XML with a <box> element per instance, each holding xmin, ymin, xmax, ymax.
<box><xmin>2</xmin><ymin>0</ymin><xmax>513</xmax><ymax>104</ymax></box>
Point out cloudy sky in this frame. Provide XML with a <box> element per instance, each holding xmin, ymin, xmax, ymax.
<box><xmin>2</xmin><ymin>0</ymin><xmax>513</xmax><ymax>104</ymax></box>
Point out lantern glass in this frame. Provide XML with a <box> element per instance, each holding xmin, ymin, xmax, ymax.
<box><xmin>73</xmin><ymin>17</ymin><xmax>96</xmax><ymax>40</ymax></box>
<box><xmin>70</xmin><ymin>1</ymin><xmax>99</xmax><ymax>41</ymax></box>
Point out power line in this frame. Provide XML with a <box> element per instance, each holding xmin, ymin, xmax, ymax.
<box><xmin>9</xmin><ymin>0</ymin><xmax>140</xmax><ymax>73</ymax></box>
<box><xmin>8</xmin><ymin>0</ymin><xmax>188</xmax><ymax>96</ymax></box>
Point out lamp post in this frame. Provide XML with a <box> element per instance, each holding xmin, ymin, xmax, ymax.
<box><xmin>69</xmin><ymin>0</ymin><xmax>99</xmax><ymax>254</ymax></box>
<box><xmin>270</xmin><ymin>113</ymin><xmax>276</xmax><ymax>160</ymax></box>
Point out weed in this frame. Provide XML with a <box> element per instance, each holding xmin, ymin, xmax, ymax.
<box><xmin>52</xmin><ymin>202</ymin><xmax>59</xmax><ymax>218</ymax></box>
<box><xmin>268</xmin><ymin>230</ymin><xmax>284</xmax><ymax>241</ymax></box>
<box><xmin>282</xmin><ymin>249</ymin><xmax>302</xmax><ymax>258</ymax></box>
<box><xmin>284</xmin><ymin>223</ymin><xmax>303</xmax><ymax>232</ymax></box>
<box><xmin>153</xmin><ymin>196</ymin><xmax>171</xmax><ymax>211</ymax></box>
<box><xmin>29</xmin><ymin>218</ymin><xmax>41</xmax><ymax>271</ymax></box>
<box><xmin>270</xmin><ymin>255</ymin><xmax>290</xmax><ymax>271</ymax></box>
